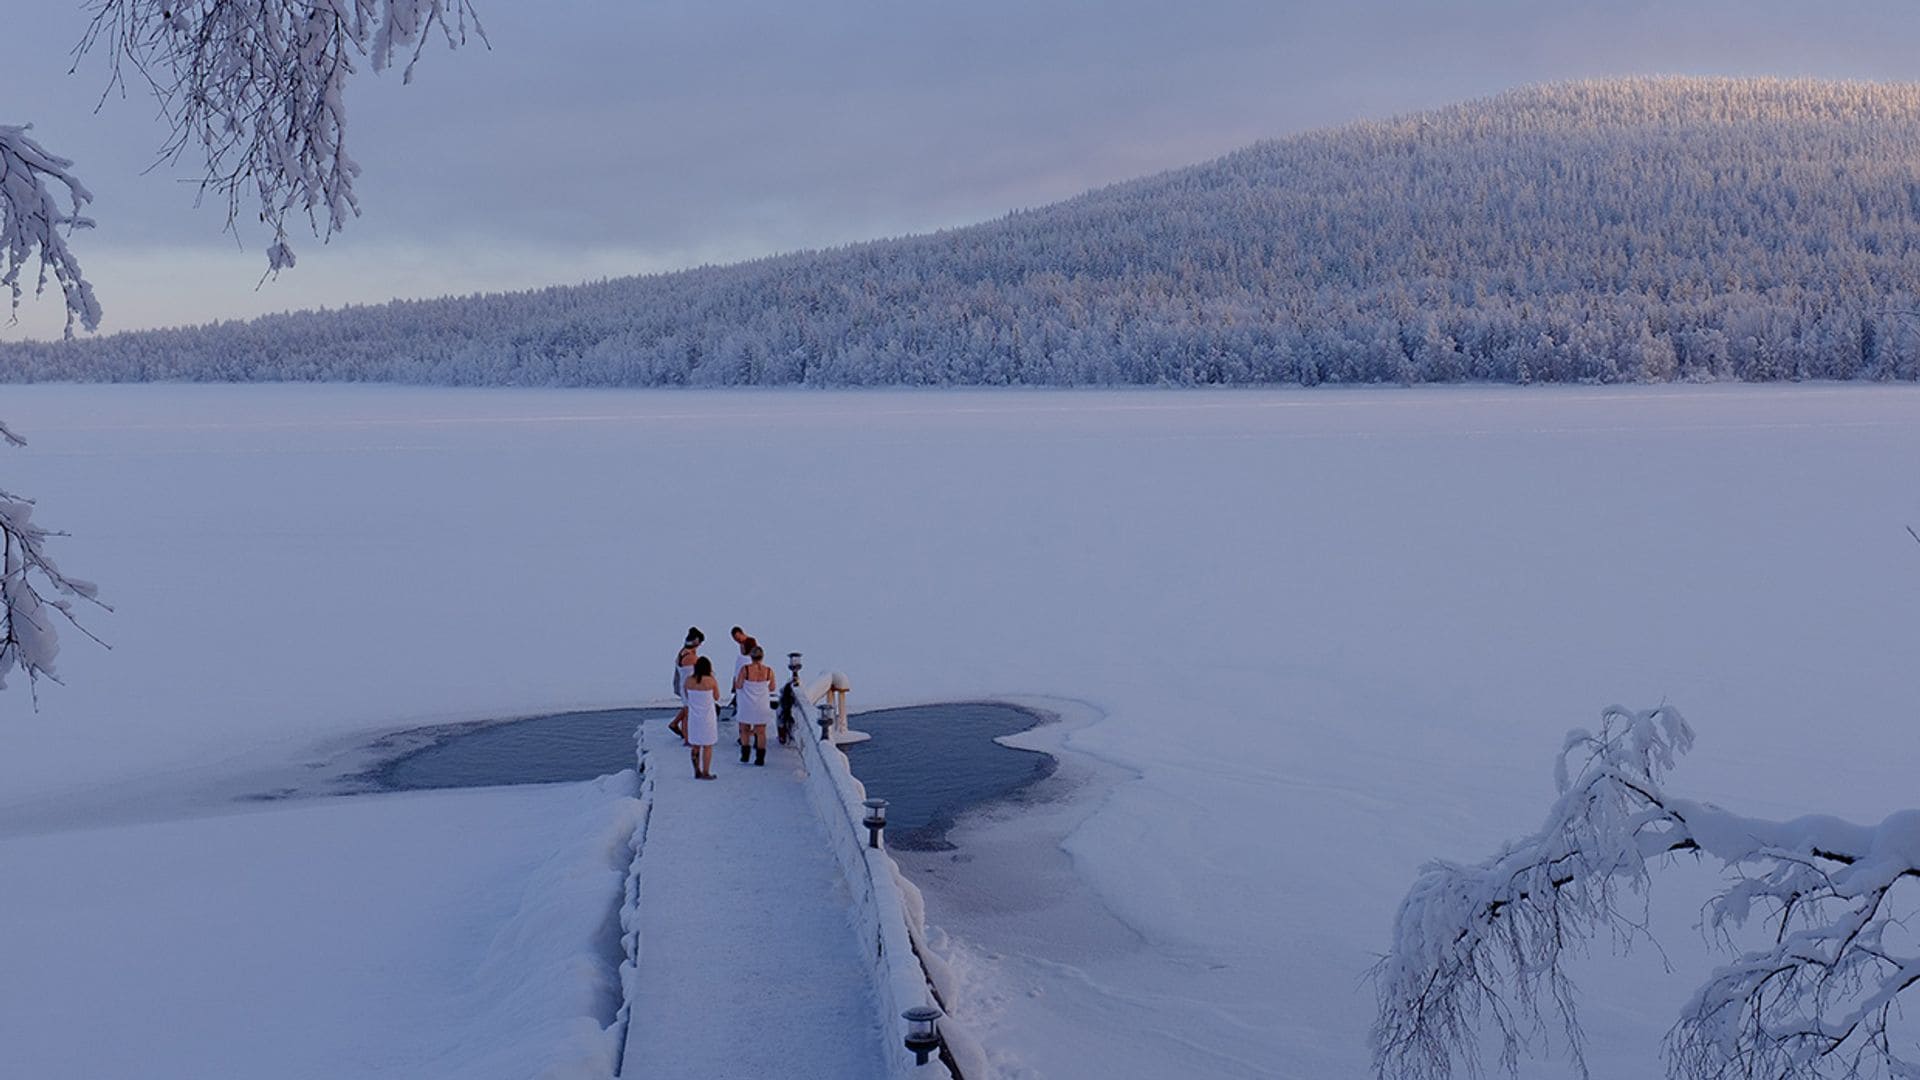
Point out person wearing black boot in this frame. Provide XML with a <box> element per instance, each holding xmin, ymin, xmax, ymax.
<box><xmin>733</xmin><ymin>642</ymin><xmax>776</xmax><ymax>766</ymax></box>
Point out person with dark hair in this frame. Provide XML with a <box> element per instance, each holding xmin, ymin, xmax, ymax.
<box><xmin>725</xmin><ymin>626</ymin><xmax>750</xmax><ymax>705</ymax></box>
<box><xmin>668</xmin><ymin>628</ymin><xmax>703</xmax><ymax>744</ymax></box>
<box><xmin>733</xmin><ymin>643</ymin><xmax>774</xmax><ymax>766</ymax></box>
<box><xmin>683</xmin><ymin>655</ymin><xmax>720</xmax><ymax>779</ymax></box>
<box><xmin>730</xmin><ymin>633</ymin><xmax>757</xmax><ymax>754</ymax></box>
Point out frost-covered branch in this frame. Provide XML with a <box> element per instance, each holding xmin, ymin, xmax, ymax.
<box><xmin>0</xmin><ymin>127</ymin><xmax>106</xmax><ymax>700</ymax></box>
<box><xmin>3</xmin><ymin>3</ymin><xmax>484</xmax><ymax>703</ymax></box>
<box><xmin>1668</xmin><ymin>810</ymin><xmax>1920</xmax><ymax>1079</ymax></box>
<box><xmin>1</xmin><ymin>428</ymin><xmax>109</xmax><ymax>700</ymax></box>
<box><xmin>1371</xmin><ymin>706</ymin><xmax>1920</xmax><ymax>1080</ymax></box>
<box><xmin>75</xmin><ymin>0</ymin><xmax>483</xmax><ymax>272</ymax></box>
<box><xmin>0</xmin><ymin>124</ymin><xmax>101</xmax><ymax>337</ymax></box>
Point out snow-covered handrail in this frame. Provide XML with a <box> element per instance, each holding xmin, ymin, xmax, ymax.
<box><xmin>788</xmin><ymin>682</ymin><xmax>986</xmax><ymax>1078</ymax></box>
<box><xmin>612</xmin><ymin>725</ymin><xmax>657</xmax><ymax>1070</ymax></box>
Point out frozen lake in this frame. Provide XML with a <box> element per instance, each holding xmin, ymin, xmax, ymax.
<box><xmin>4</xmin><ymin>383</ymin><xmax>1919</xmax><ymax>1078</ymax></box>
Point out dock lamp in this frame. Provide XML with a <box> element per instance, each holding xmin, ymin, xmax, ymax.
<box><xmin>817</xmin><ymin>698</ymin><xmax>837</xmax><ymax>742</ymax></box>
<box><xmin>787</xmin><ymin>652</ymin><xmax>803</xmax><ymax>680</ymax></box>
<box><xmin>902</xmin><ymin>1005</ymin><xmax>943</xmax><ymax>1065</ymax></box>
<box><xmin>862</xmin><ymin>798</ymin><xmax>888</xmax><ymax>848</ymax></box>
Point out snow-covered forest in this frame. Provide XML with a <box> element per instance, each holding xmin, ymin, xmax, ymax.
<box><xmin>7</xmin><ymin>76</ymin><xmax>1920</xmax><ymax>387</ymax></box>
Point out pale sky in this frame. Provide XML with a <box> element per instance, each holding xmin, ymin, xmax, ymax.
<box><xmin>3</xmin><ymin>1</ymin><xmax>1916</xmax><ymax>340</ymax></box>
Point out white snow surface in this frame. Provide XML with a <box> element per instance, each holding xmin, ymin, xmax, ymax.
<box><xmin>5</xmin><ymin>383</ymin><xmax>1920</xmax><ymax>1078</ymax></box>
<box><xmin>0</xmin><ymin>775</ymin><xmax>643</xmax><ymax>1079</ymax></box>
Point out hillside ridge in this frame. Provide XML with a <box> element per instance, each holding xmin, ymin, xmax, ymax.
<box><xmin>9</xmin><ymin>75</ymin><xmax>1920</xmax><ymax>386</ymax></box>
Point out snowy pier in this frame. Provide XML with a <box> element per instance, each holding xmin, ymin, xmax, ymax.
<box><xmin>615</xmin><ymin>683</ymin><xmax>971</xmax><ymax>1079</ymax></box>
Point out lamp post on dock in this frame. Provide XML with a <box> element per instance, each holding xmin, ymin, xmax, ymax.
<box><xmin>817</xmin><ymin>697</ymin><xmax>836</xmax><ymax>742</ymax></box>
<box><xmin>862</xmin><ymin>798</ymin><xmax>888</xmax><ymax>848</ymax></box>
<box><xmin>903</xmin><ymin>1005</ymin><xmax>943</xmax><ymax>1066</ymax></box>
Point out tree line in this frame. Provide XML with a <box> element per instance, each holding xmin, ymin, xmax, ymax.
<box><xmin>8</xmin><ymin>76</ymin><xmax>1920</xmax><ymax>388</ymax></box>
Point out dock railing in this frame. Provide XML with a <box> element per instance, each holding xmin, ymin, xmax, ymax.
<box><xmin>616</xmin><ymin>670</ymin><xmax>984</xmax><ymax>1078</ymax></box>
<box><xmin>790</xmin><ymin>673</ymin><xmax>987</xmax><ymax>1079</ymax></box>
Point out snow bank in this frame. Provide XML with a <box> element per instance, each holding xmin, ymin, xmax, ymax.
<box><xmin>0</xmin><ymin>776</ymin><xmax>643</xmax><ymax>1080</ymax></box>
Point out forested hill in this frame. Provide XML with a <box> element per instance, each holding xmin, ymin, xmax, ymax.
<box><xmin>10</xmin><ymin>76</ymin><xmax>1920</xmax><ymax>387</ymax></box>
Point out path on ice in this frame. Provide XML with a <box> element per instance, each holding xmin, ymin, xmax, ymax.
<box><xmin>621</xmin><ymin>721</ymin><xmax>889</xmax><ymax>1078</ymax></box>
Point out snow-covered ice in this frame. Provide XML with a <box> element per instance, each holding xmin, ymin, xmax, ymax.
<box><xmin>4</xmin><ymin>383</ymin><xmax>1919</xmax><ymax>1077</ymax></box>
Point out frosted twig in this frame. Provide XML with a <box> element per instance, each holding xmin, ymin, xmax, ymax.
<box><xmin>1</xmin><ymin>443</ymin><xmax>113</xmax><ymax>700</ymax></box>
<box><xmin>0</xmin><ymin>124</ymin><xmax>101</xmax><ymax>337</ymax></box>
<box><xmin>72</xmin><ymin>0</ymin><xmax>485</xmax><ymax>275</ymax></box>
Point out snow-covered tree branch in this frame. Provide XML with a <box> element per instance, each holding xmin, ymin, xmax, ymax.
<box><xmin>0</xmin><ymin>421</ymin><xmax>108</xmax><ymax>697</ymax></box>
<box><xmin>75</xmin><ymin>0</ymin><xmax>484</xmax><ymax>271</ymax></box>
<box><xmin>1372</xmin><ymin>706</ymin><xmax>1920</xmax><ymax>1080</ymax></box>
<box><xmin>1</xmin><ymin>122</ymin><xmax>104</xmax><ymax>700</ymax></box>
<box><xmin>0</xmin><ymin>124</ymin><xmax>100</xmax><ymax>337</ymax></box>
<box><xmin>1</xmin><ymin>2</ymin><xmax>483</xmax><ymax>701</ymax></box>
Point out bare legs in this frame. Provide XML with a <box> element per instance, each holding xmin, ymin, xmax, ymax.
<box><xmin>670</xmin><ymin>707</ymin><xmax>688</xmax><ymax>744</ymax></box>
<box><xmin>690</xmin><ymin>722</ymin><xmax>763</xmax><ymax>778</ymax></box>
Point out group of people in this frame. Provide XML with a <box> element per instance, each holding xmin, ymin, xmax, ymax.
<box><xmin>670</xmin><ymin>625</ymin><xmax>781</xmax><ymax>780</ymax></box>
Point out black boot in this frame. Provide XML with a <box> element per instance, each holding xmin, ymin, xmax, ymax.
<box><xmin>755</xmin><ymin>746</ymin><xmax>766</xmax><ymax>766</ymax></box>
<box><xmin>740</xmin><ymin>743</ymin><xmax>752</xmax><ymax>763</ymax></box>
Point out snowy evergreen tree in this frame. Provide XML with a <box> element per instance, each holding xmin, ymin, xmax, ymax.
<box><xmin>13</xmin><ymin>77</ymin><xmax>1920</xmax><ymax>391</ymax></box>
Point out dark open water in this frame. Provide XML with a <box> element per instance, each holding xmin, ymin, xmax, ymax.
<box><xmin>353</xmin><ymin>701</ymin><xmax>1051</xmax><ymax>849</ymax></box>
<box><xmin>840</xmin><ymin>703</ymin><xmax>1053</xmax><ymax>850</ymax></box>
<box><xmin>359</xmin><ymin>708</ymin><xmax>669</xmax><ymax>791</ymax></box>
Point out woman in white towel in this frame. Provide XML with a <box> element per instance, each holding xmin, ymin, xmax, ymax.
<box><xmin>668</xmin><ymin>627</ymin><xmax>703</xmax><ymax>744</ymax></box>
<box><xmin>683</xmin><ymin>656</ymin><xmax>721</xmax><ymax>780</ymax></box>
<box><xmin>733</xmin><ymin>642</ymin><xmax>775</xmax><ymax>766</ymax></box>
